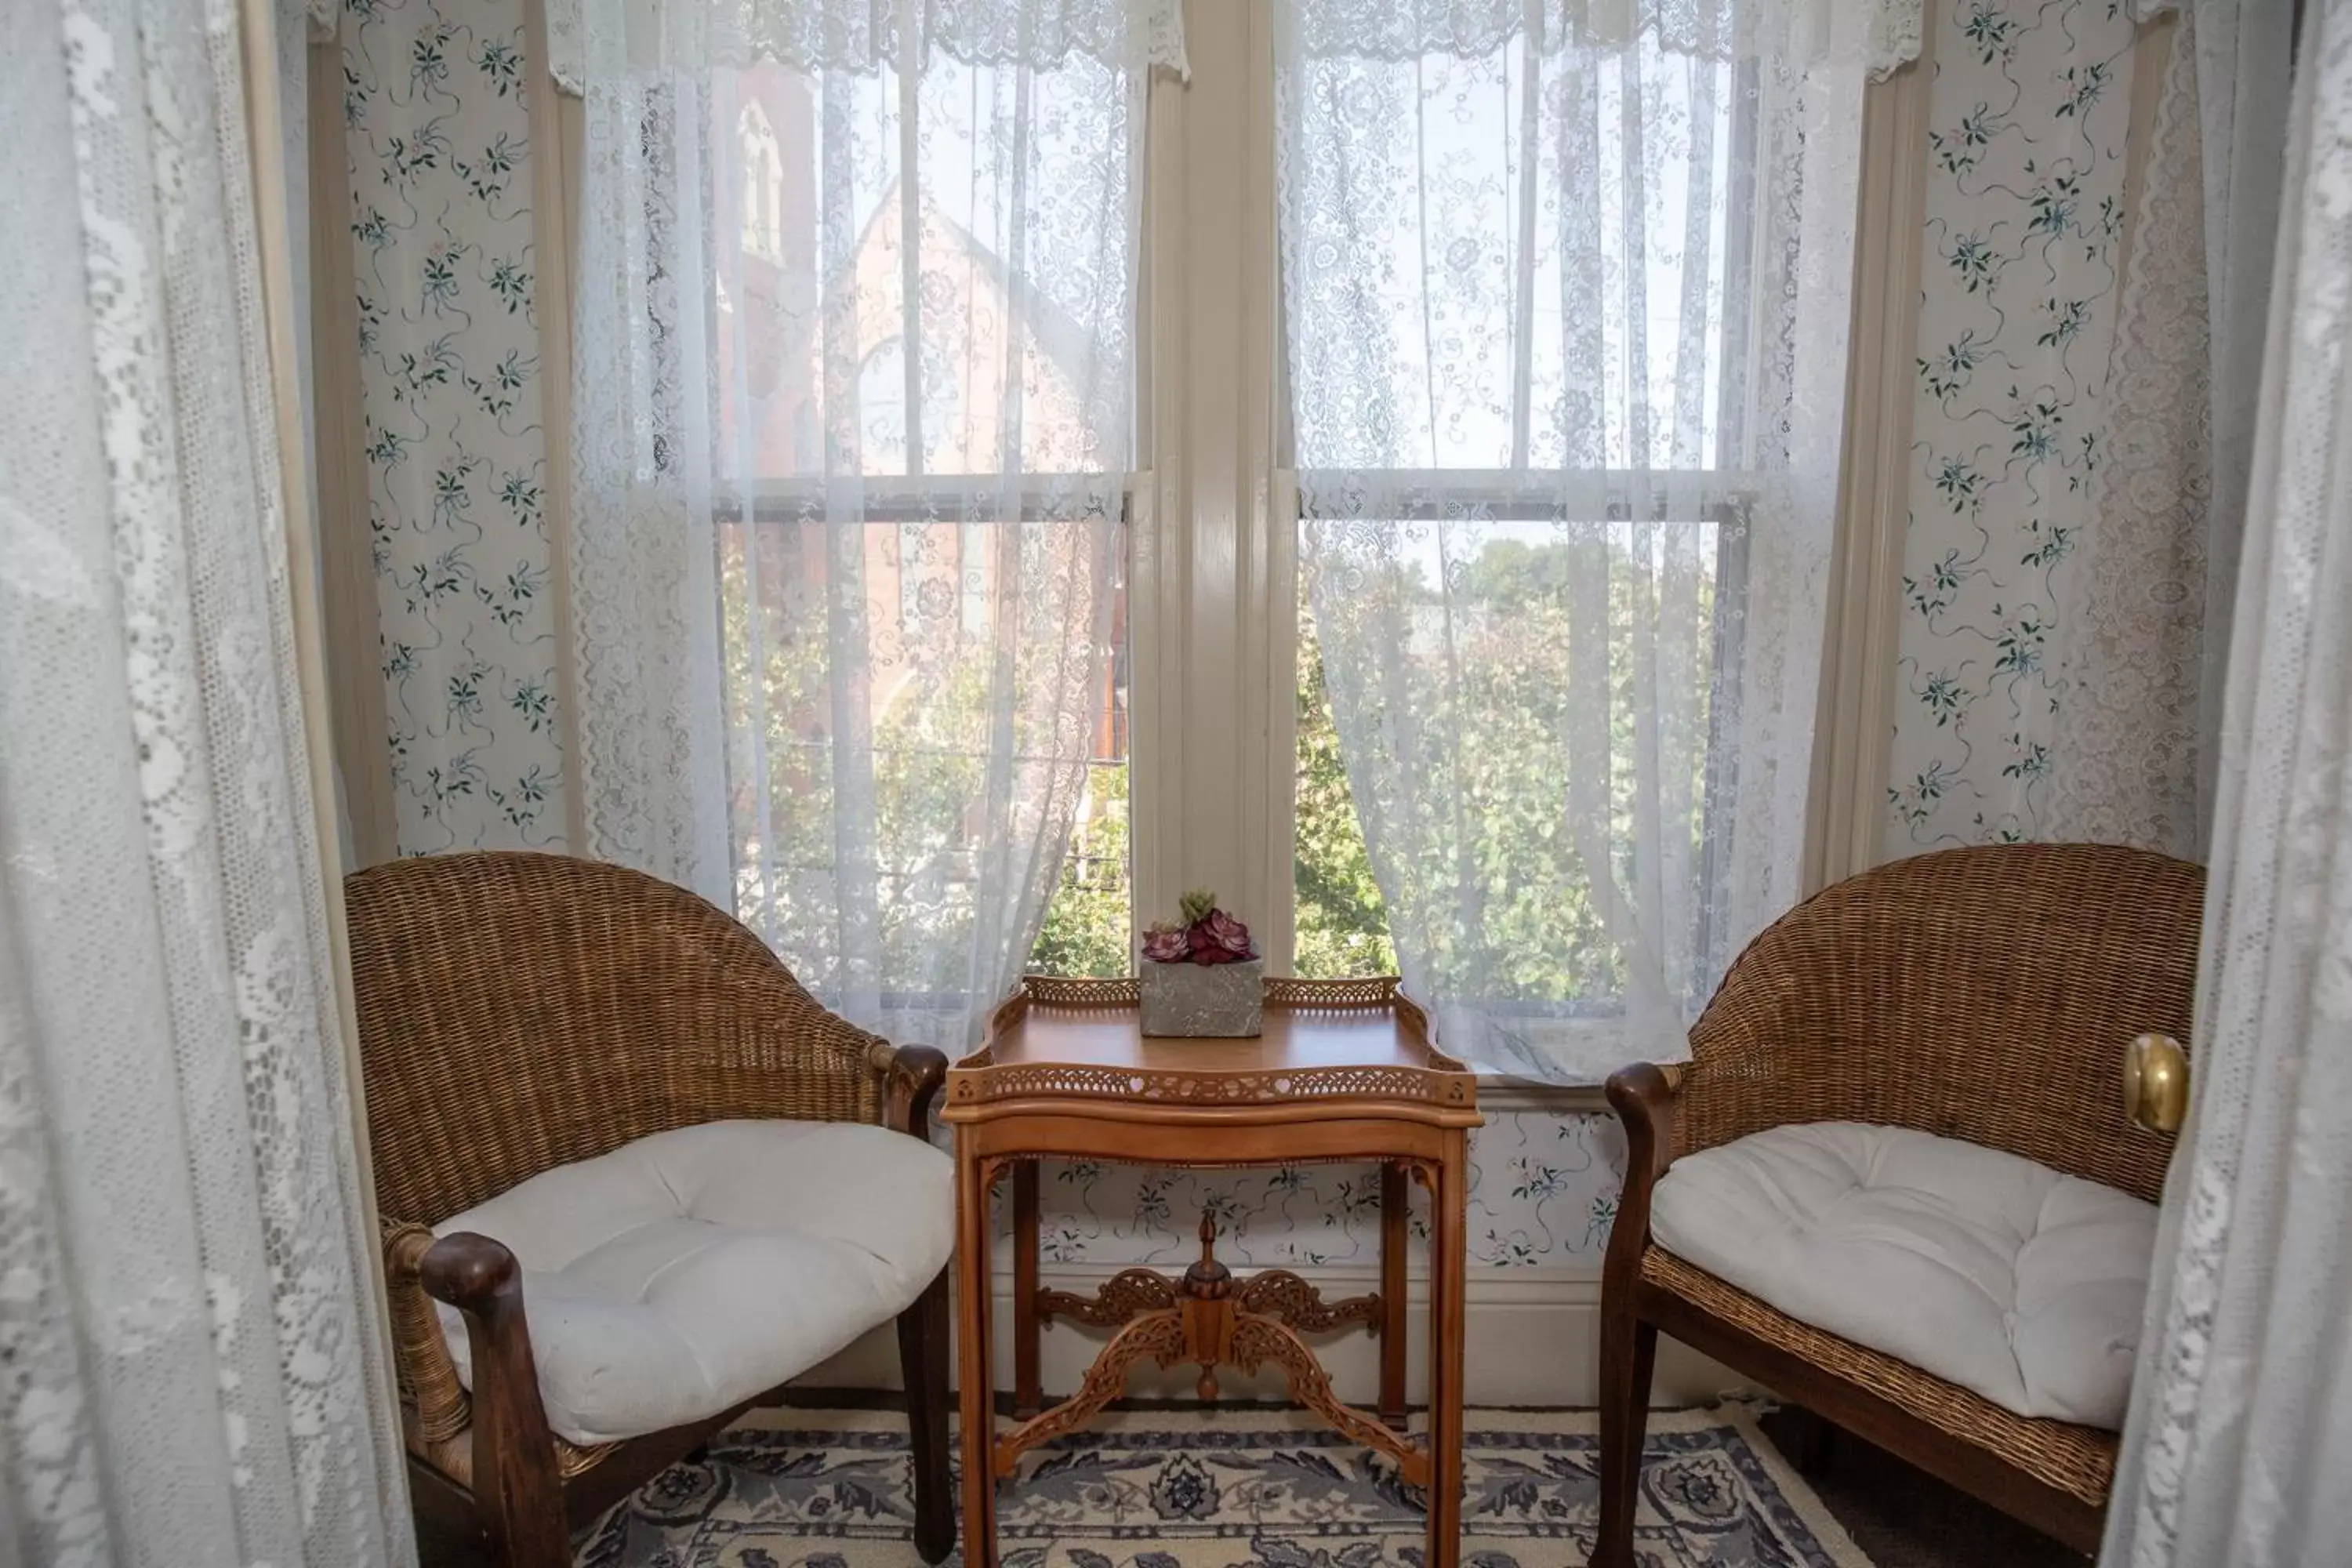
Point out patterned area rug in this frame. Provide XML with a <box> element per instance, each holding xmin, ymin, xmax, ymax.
<box><xmin>575</xmin><ymin>1405</ymin><xmax>1869</xmax><ymax>1567</ymax></box>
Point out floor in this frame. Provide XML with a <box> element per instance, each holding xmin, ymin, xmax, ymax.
<box><xmin>1753</xmin><ymin>1410</ymin><xmax>2088</xmax><ymax>1568</ymax></box>
<box><xmin>416</xmin><ymin>1403</ymin><xmax>2092</xmax><ymax>1568</ymax></box>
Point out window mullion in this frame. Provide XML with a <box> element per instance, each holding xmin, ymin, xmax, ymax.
<box><xmin>1129</xmin><ymin>0</ymin><xmax>1291</xmax><ymax>969</ymax></box>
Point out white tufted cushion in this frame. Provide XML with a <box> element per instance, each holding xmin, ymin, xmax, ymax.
<box><xmin>1650</xmin><ymin>1122</ymin><xmax>2155</xmax><ymax>1428</ymax></box>
<box><xmin>434</xmin><ymin>1119</ymin><xmax>952</xmax><ymax>1445</ymax></box>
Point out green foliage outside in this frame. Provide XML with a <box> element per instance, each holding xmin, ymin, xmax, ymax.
<box><xmin>1028</xmin><ymin>764</ymin><xmax>1133</xmax><ymax>976</ymax></box>
<box><xmin>1025</xmin><ymin>600</ymin><xmax>1400</xmax><ymax>980</ymax></box>
<box><xmin>722</xmin><ymin>519</ymin><xmax>1705</xmax><ymax>1005</ymax></box>
<box><xmin>1298</xmin><ymin>531</ymin><xmax>1719</xmax><ymax>1011</ymax></box>
<box><xmin>720</xmin><ymin>524</ymin><xmax>1033</xmax><ymax>987</ymax></box>
<box><xmin>1291</xmin><ymin>610</ymin><xmax>1399</xmax><ymax>978</ymax></box>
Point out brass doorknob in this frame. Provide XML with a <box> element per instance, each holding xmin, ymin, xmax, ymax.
<box><xmin>2123</xmin><ymin>1033</ymin><xmax>2190</xmax><ymax>1134</ymax></box>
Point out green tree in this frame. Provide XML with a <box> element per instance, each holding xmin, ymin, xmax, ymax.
<box><xmin>1293</xmin><ymin>604</ymin><xmax>1398</xmax><ymax>978</ymax></box>
<box><xmin>722</xmin><ymin>519</ymin><xmax>1711</xmax><ymax>1006</ymax></box>
<box><xmin>1293</xmin><ymin>530</ymin><xmax>1719</xmax><ymax>1007</ymax></box>
<box><xmin>1029</xmin><ymin>764</ymin><xmax>1132</xmax><ymax>976</ymax></box>
<box><xmin>1027</xmin><ymin>603</ymin><xmax>1403</xmax><ymax>981</ymax></box>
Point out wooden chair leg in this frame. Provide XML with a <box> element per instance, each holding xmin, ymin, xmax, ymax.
<box><xmin>898</xmin><ymin>1268</ymin><xmax>956</xmax><ymax>1565</ymax></box>
<box><xmin>1590</xmin><ymin>1305</ymin><xmax>1657</xmax><ymax>1568</ymax></box>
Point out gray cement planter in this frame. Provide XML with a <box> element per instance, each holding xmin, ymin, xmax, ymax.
<box><xmin>1138</xmin><ymin>956</ymin><xmax>1265</xmax><ymax>1036</ymax></box>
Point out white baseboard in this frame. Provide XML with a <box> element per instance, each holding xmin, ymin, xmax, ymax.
<box><xmin>801</xmin><ymin>1265</ymin><xmax>1744</xmax><ymax>1409</ymax></box>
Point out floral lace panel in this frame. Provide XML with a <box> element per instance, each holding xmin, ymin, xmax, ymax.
<box><xmin>1278</xmin><ymin>25</ymin><xmax>1864</xmax><ymax>1081</ymax></box>
<box><xmin>0</xmin><ymin>0</ymin><xmax>415</xmax><ymax>1559</ymax></box>
<box><xmin>2103</xmin><ymin>8</ymin><xmax>2352</xmax><ymax>1561</ymax></box>
<box><xmin>568</xmin><ymin>31</ymin><xmax>1143</xmax><ymax>1053</ymax></box>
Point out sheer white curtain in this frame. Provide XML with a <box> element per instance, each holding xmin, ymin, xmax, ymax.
<box><xmin>1277</xmin><ymin>0</ymin><xmax>1907</xmax><ymax>1081</ymax></box>
<box><xmin>567</xmin><ymin>0</ymin><xmax>1181</xmax><ymax>1048</ymax></box>
<box><xmin>2103</xmin><ymin>3</ymin><xmax>2352</xmax><ymax>1558</ymax></box>
<box><xmin>2043</xmin><ymin>0</ymin><xmax>2292</xmax><ymax>855</ymax></box>
<box><xmin>0</xmin><ymin>0</ymin><xmax>413</xmax><ymax>1558</ymax></box>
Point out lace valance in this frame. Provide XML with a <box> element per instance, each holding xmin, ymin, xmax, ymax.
<box><xmin>1278</xmin><ymin>0</ymin><xmax>1926</xmax><ymax>76</ymax></box>
<box><xmin>547</xmin><ymin>0</ymin><xmax>1188</xmax><ymax>95</ymax></box>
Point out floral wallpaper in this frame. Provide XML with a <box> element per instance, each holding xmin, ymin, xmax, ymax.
<box><xmin>1015</xmin><ymin>1111</ymin><xmax>1625</xmax><ymax>1273</ymax></box>
<box><xmin>343</xmin><ymin>0</ymin><xmax>568</xmax><ymax>855</ymax></box>
<box><xmin>1886</xmin><ymin>0</ymin><xmax>2143</xmax><ymax>853</ymax></box>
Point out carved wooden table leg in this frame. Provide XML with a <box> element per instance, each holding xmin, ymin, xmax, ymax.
<box><xmin>1426</xmin><ymin>1138</ymin><xmax>1470</xmax><ymax>1568</ymax></box>
<box><xmin>1037</xmin><ymin>1268</ymin><xmax>1178</xmax><ymax>1329</ymax></box>
<box><xmin>938</xmin><ymin>977</ymin><xmax>1482</xmax><ymax>1568</ymax></box>
<box><xmin>991</xmin><ymin>1214</ymin><xmax>1430</xmax><ymax>1490</ymax></box>
<box><xmin>992</xmin><ymin>1308</ymin><xmax>1187</xmax><ymax>1476</ymax></box>
<box><xmin>956</xmin><ymin>1151</ymin><xmax>1001</xmax><ymax>1568</ymax></box>
<box><xmin>1013</xmin><ymin>1160</ymin><xmax>1042</xmax><ymax>1418</ymax></box>
<box><xmin>1380</xmin><ymin>1160</ymin><xmax>1409</xmax><ymax>1425</ymax></box>
<box><xmin>1179</xmin><ymin>1215</ymin><xmax>1235</xmax><ymax>1399</ymax></box>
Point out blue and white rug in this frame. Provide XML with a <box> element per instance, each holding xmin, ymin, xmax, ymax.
<box><xmin>577</xmin><ymin>1405</ymin><xmax>1869</xmax><ymax>1568</ymax></box>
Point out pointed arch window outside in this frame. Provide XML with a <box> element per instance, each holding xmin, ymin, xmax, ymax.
<box><xmin>739</xmin><ymin>101</ymin><xmax>783</xmax><ymax>262</ymax></box>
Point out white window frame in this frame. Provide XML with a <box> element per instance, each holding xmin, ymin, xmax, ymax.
<box><xmin>1128</xmin><ymin>0</ymin><xmax>1297</xmax><ymax>968</ymax></box>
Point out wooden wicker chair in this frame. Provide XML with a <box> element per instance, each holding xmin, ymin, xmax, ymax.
<box><xmin>1592</xmin><ymin>842</ymin><xmax>2204</xmax><ymax>1562</ymax></box>
<box><xmin>345</xmin><ymin>851</ymin><xmax>954</xmax><ymax>1568</ymax></box>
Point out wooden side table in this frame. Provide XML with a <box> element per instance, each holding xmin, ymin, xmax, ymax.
<box><xmin>940</xmin><ymin>975</ymin><xmax>1482</xmax><ymax>1568</ymax></box>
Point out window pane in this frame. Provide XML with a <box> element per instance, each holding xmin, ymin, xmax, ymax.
<box><xmin>689</xmin><ymin>49</ymin><xmax>1141</xmax><ymax>1040</ymax></box>
<box><xmin>1296</xmin><ymin>507</ymin><xmax>1737</xmax><ymax>1014</ymax></box>
<box><xmin>1293</xmin><ymin>578</ymin><xmax>1397</xmax><ymax>979</ymax></box>
<box><xmin>1029</xmin><ymin>577</ymin><xmax>1131</xmax><ymax>977</ymax></box>
<box><xmin>1282</xmin><ymin>34</ymin><xmax>1751</xmax><ymax>477</ymax></box>
<box><xmin>716</xmin><ymin>58</ymin><xmax>1134</xmax><ymax>480</ymax></box>
<box><xmin>1276</xmin><ymin>0</ymin><xmax>1868</xmax><ymax>1082</ymax></box>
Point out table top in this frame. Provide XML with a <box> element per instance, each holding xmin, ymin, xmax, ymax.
<box><xmin>941</xmin><ymin>975</ymin><xmax>1479</xmax><ymax>1124</ymax></box>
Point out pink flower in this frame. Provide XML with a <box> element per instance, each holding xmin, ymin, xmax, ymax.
<box><xmin>1200</xmin><ymin>908</ymin><xmax>1255</xmax><ymax>957</ymax></box>
<box><xmin>1178</xmin><ymin>909</ymin><xmax>1254</xmax><ymax>964</ymax></box>
<box><xmin>1142</xmin><ymin>924</ymin><xmax>1191</xmax><ymax>964</ymax></box>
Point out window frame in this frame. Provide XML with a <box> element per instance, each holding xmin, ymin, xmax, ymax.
<box><xmin>1125</xmin><ymin>0</ymin><xmax>1296</xmax><ymax>970</ymax></box>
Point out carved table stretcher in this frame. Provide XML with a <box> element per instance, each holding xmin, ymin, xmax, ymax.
<box><xmin>941</xmin><ymin>975</ymin><xmax>1482</xmax><ymax>1568</ymax></box>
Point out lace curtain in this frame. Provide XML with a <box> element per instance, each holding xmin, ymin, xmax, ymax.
<box><xmin>2103</xmin><ymin>5</ymin><xmax>2352</xmax><ymax>1557</ymax></box>
<box><xmin>568</xmin><ymin>0</ymin><xmax>1180</xmax><ymax>1048</ymax></box>
<box><xmin>2044</xmin><ymin>0</ymin><xmax>2292</xmax><ymax>855</ymax></box>
<box><xmin>1278</xmin><ymin>0</ymin><xmax>1886</xmax><ymax>1080</ymax></box>
<box><xmin>0</xmin><ymin>0</ymin><xmax>413</xmax><ymax>1557</ymax></box>
<box><xmin>1277</xmin><ymin>0</ymin><xmax>1922</xmax><ymax>76</ymax></box>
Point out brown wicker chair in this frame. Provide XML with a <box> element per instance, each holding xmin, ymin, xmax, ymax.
<box><xmin>1592</xmin><ymin>842</ymin><xmax>2204</xmax><ymax>1563</ymax></box>
<box><xmin>345</xmin><ymin>851</ymin><xmax>954</xmax><ymax>1568</ymax></box>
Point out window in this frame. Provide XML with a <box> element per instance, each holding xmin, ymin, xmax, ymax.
<box><xmin>858</xmin><ymin>337</ymin><xmax>963</xmax><ymax>476</ymax></box>
<box><xmin>594</xmin><ymin>1</ymin><xmax>1870</xmax><ymax>1068</ymax></box>
<box><xmin>739</xmin><ymin>102</ymin><xmax>783</xmax><ymax>262</ymax></box>
<box><xmin>684</xmin><ymin>52</ymin><xmax>1144</xmax><ymax>1037</ymax></box>
<box><xmin>1271</xmin><ymin>12</ymin><xmax>1864</xmax><ymax>1075</ymax></box>
<box><xmin>1029</xmin><ymin>582</ymin><xmax>1132</xmax><ymax>976</ymax></box>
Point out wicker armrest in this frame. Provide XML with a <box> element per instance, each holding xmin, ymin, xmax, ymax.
<box><xmin>869</xmin><ymin>1039</ymin><xmax>949</xmax><ymax>1139</ymax></box>
<box><xmin>381</xmin><ymin>1219</ymin><xmax>472</xmax><ymax>1444</ymax></box>
<box><xmin>1601</xmin><ymin>1062</ymin><xmax>1685</xmax><ymax>1276</ymax></box>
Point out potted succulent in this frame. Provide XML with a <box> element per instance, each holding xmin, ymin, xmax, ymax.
<box><xmin>1138</xmin><ymin>889</ymin><xmax>1264</xmax><ymax>1037</ymax></box>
